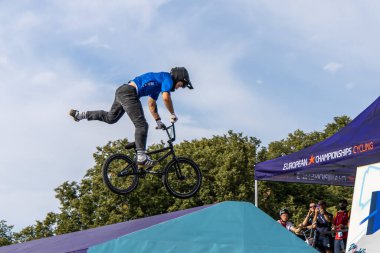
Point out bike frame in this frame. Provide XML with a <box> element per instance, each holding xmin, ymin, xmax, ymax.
<box><xmin>146</xmin><ymin>123</ymin><xmax>176</xmax><ymax>164</ymax></box>
<box><xmin>146</xmin><ymin>146</ymin><xmax>174</xmax><ymax>165</ymax></box>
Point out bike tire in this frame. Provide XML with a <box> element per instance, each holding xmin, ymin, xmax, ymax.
<box><xmin>163</xmin><ymin>157</ymin><xmax>202</xmax><ymax>199</ymax></box>
<box><xmin>102</xmin><ymin>154</ymin><xmax>139</xmax><ymax>195</ymax></box>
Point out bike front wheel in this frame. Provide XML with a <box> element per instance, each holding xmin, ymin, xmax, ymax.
<box><xmin>163</xmin><ymin>157</ymin><xmax>202</xmax><ymax>199</ymax></box>
<box><xmin>102</xmin><ymin>154</ymin><xmax>139</xmax><ymax>195</ymax></box>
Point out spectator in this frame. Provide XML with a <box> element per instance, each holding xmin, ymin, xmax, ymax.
<box><xmin>277</xmin><ymin>208</ymin><xmax>301</xmax><ymax>234</ymax></box>
<box><xmin>298</xmin><ymin>201</ymin><xmax>318</xmax><ymax>247</ymax></box>
<box><xmin>332</xmin><ymin>199</ymin><xmax>350</xmax><ymax>253</ymax></box>
<box><xmin>301</xmin><ymin>202</ymin><xmax>317</xmax><ymax>229</ymax></box>
<box><xmin>313</xmin><ymin>200</ymin><xmax>333</xmax><ymax>253</ymax></box>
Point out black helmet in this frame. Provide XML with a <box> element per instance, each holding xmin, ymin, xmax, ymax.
<box><xmin>170</xmin><ymin>67</ymin><xmax>193</xmax><ymax>90</ymax></box>
<box><xmin>279</xmin><ymin>208</ymin><xmax>289</xmax><ymax>216</ymax></box>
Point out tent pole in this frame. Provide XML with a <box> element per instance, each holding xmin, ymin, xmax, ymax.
<box><xmin>254</xmin><ymin>180</ymin><xmax>258</xmax><ymax>207</ymax></box>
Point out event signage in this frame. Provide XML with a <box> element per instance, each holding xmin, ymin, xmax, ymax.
<box><xmin>282</xmin><ymin>141</ymin><xmax>374</xmax><ymax>171</ymax></box>
<box><xmin>295</xmin><ymin>172</ymin><xmax>350</xmax><ymax>183</ymax></box>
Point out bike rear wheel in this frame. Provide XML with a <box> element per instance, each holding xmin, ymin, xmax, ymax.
<box><xmin>163</xmin><ymin>157</ymin><xmax>202</xmax><ymax>199</ymax></box>
<box><xmin>102</xmin><ymin>154</ymin><xmax>139</xmax><ymax>195</ymax></box>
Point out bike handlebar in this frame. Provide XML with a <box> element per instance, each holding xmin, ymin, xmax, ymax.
<box><xmin>162</xmin><ymin>123</ymin><xmax>176</xmax><ymax>143</ymax></box>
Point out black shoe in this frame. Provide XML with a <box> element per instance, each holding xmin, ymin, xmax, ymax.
<box><xmin>137</xmin><ymin>156</ymin><xmax>157</xmax><ymax>169</ymax></box>
<box><xmin>69</xmin><ymin>109</ymin><xmax>80</xmax><ymax>122</ymax></box>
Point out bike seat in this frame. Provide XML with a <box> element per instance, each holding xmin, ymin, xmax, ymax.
<box><xmin>125</xmin><ymin>142</ymin><xmax>136</xmax><ymax>150</ymax></box>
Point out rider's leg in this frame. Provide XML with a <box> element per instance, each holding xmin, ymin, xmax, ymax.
<box><xmin>70</xmin><ymin>85</ymin><xmax>125</xmax><ymax>123</ymax></box>
<box><xmin>86</xmin><ymin>86</ymin><xmax>126</xmax><ymax>123</ymax></box>
<box><xmin>117</xmin><ymin>84</ymin><xmax>156</xmax><ymax>168</ymax></box>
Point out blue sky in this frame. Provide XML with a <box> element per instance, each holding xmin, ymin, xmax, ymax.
<box><xmin>1</xmin><ymin>0</ymin><xmax>380</xmax><ymax>231</ymax></box>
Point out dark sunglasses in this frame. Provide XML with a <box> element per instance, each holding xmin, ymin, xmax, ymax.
<box><xmin>310</xmin><ymin>205</ymin><xmax>316</xmax><ymax>208</ymax></box>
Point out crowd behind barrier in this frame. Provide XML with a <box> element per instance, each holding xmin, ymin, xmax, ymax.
<box><xmin>277</xmin><ymin>199</ymin><xmax>350</xmax><ymax>253</ymax></box>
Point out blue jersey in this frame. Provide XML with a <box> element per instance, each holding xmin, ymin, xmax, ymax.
<box><xmin>132</xmin><ymin>72</ymin><xmax>173</xmax><ymax>100</ymax></box>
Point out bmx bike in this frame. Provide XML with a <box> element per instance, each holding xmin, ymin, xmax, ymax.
<box><xmin>102</xmin><ymin>123</ymin><xmax>202</xmax><ymax>199</ymax></box>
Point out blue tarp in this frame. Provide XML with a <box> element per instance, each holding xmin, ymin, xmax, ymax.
<box><xmin>0</xmin><ymin>205</ymin><xmax>209</xmax><ymax>253</ymax></box>
<box><xmin>255</xmin><ymin>96</ymin><xmax>380</xmax><ymax>186</ymax></box>
<box><xmin>88</xmin><ymin>201</ymin><xmax>316</xmax><ymax>253</ymax></box>
<box><xmin>0</xmin><ymin>202</ymin><xmax>317</xmax><ymax>253</ymax></box>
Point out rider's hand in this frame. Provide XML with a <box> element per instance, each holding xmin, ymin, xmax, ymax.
<box><xmin>155</xmin><ymin>119</ymin><xmax>166</xmax><ymax>130</ymax></box>
<box><xmin>170</xmin><ymin>113</ymin><xmax>178</xmax><ymax>123</ymax></box>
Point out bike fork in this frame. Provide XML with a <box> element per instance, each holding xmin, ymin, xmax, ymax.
<box><xmin>174</xmin><ymin>162</ymin><xmax>185</xmax><ymax>180</ymax></box>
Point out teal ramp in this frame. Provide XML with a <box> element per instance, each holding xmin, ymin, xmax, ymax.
<box><xmin>88</xmin><ymin>201</ymin><xmax>317</xmax><ymax>253</ymax></box>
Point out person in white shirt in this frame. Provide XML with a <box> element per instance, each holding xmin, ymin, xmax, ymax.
<box><xmin>277</xmin><ymin>208</ymin><xmax>301</xmax><ymax>234</ymax></box>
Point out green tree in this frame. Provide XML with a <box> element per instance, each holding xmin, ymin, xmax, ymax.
<box><xmin>13</xmin><ymin>226</ymin><xmax>35</xmax><ymax>243</ymax></box>
<box><xmin>0</xmin><ymin>220</ymin><xmax>14</xmax><ymax>246</ymax></box>
<box><xmin>14</xmin><ymin>212</ymin><xmax>57</xmax><ymax>242</ymax></box>
<box><xmin>324</xmin><ymin>116</ymin><xmax>351</xmax><ymax>137</ymax></box>
<box><xmin>54</xmin><ymin>181</ymin><xmax>83</xmax><ymax>234</ymax></box>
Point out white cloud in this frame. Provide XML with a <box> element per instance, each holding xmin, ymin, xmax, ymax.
<box><xmin>54</xmin><ymin>0</ymin><xmax>170</xmax><ymax>33</ymax></box>
<box><xmin>323</xmin><ymin>62</ymin><xmax>343</xmax><ymax>73</ymax></box>
<box><xmin>239</xmin><ymin>0</ymin><xmax>380</xmax><ymax>70</ymax></box>
<box><xmin>345</xmin><ymin>82</ymin><xmax>356</xmax><ymax>90</ymax></box>
<box><xmin>0</xmin><ymin>56</ymin><xmax>7</xmax><ymax>65</ymax></box>
<box><xmin>77</xmin><ymin>35</ymin><xmax>111</xmax><ymax>49</ymax></box>
<box><xmin>14</xmin><ymin>11</ymin><xmax>41</xmax><ymax>30</ymax></box>
<box><xmin>31</xmin><ymin>71</ymin><xmax>56</xmax><ymax>84</ymax></box>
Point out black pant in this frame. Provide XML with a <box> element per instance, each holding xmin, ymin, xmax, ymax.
<box><xmin>86</xmin><ymin>84</ymin><xmax>148</xmax><ymax>150</ymax></box>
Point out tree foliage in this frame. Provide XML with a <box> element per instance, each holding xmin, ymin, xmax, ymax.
<box><xmin>13</xmin><ymin>212</ymin><xmax>57</xmax><ymax>243</ymax></box>
<box><xmin>0</xmin><ymin>220</ymin><xmax>13</xmax><ymax>246</ymax></box>
<box><xmin>3</xmin><ymin>115</ymin><xmax>354</xmax><ymax>243</ymax></box>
